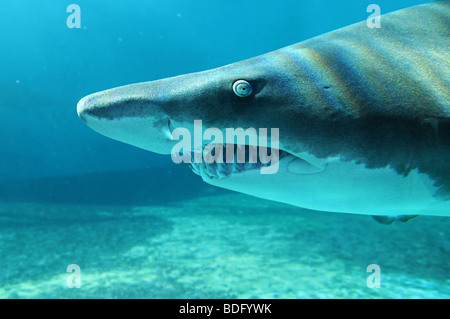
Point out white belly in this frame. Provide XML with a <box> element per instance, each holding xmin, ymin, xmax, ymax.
<box><xmin>205</xmin><ymin>155</ymin><xmax>450</xmax><ymax>217</ymax></box>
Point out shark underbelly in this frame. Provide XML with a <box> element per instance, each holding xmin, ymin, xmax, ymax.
<box><xmin>203</xmin><ymin>155</ymin><xmax>449</xmax><ymax>217</ymax></box>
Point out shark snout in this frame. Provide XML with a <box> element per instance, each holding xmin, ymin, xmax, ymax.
<box><xmin>77</xmin><ymin>87</ymin><xmax>148</xmax><ymax>122</ymax></box>
<box><xmin>76</xmin><ymin>94</ymin><xmax>96</xmax><ymax>123</ymax></box>
<box><xmin>76</xmin><ymin>83</ymin><xmax>177</xmax><ymax>154</ymax></box>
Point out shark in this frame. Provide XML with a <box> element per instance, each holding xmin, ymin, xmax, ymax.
<box><xmin>77</xmin><ymin>1</ymin><xmax>450</xmax><ymax>223</ymax></box>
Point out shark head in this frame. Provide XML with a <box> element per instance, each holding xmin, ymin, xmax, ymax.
<box><xmin>77</xmin><ymin>51</ymin><xmax>331</xmax><ymax>206</ymax></box>
<box><xmin>77</xmin><ymin>53</ymin><xmax>303</xmax><ymax>154</ymax></box>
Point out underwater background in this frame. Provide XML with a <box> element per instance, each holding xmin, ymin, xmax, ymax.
<box><xmin>0</xmin><ymin>0</ymin><xmax>449</xmax><ymax>298</ymax></box>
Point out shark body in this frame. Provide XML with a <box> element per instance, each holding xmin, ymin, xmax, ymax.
<box><xmin>77</xmin><ymin>1</ymin><xmax>450</xmax><ymax>218</ymax></box>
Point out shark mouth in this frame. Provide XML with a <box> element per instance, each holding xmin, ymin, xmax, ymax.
<box><xmin>189</xmin><ymin>144</ymin><xmax>289</xmax><ymax>179</ymax></box>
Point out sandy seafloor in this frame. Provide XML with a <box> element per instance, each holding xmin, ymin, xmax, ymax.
<box><xmin>1</xmin><ymin>183</ymin><xmax>449</xmax><ymax>299</ymax></box>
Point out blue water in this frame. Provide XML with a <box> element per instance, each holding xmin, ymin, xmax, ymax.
<box><xmin>1</xmin><ymin>0</ymin><xmax>449</xmax><ymax>298</ymax></box>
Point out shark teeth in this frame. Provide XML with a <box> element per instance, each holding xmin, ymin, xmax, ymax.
<box><xmin>189</xmin><ymin>145</ymin><xmax>288</xmax><ymax>180</ymax></box>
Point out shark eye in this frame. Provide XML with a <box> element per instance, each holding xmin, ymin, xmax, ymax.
<box><xmin>232</xmin><ymin>80</ymin><xmax>253</xmax><ymax>97</ymax></box>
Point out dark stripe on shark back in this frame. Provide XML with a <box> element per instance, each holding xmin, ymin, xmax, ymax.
<box><xmin>285</xmin><ymin>6</ymin><xmax>450</xmax><ymax>119</ymax></box>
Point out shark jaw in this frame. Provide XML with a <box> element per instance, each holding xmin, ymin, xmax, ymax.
<box><xmin>169</xmin><ymin>119</ymin><xmax>285</xmax><ymax>176</ymax></box>
<box><xmin>188</xmin><ymin>144</ymin><xmax>291</xmax><ymax>180</ymax></box>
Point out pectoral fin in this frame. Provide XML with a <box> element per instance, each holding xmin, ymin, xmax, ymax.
<box><xmin>372</xmin><ymin>215</ymin><xmax>419</xmax><ymax>225</ymax></box>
